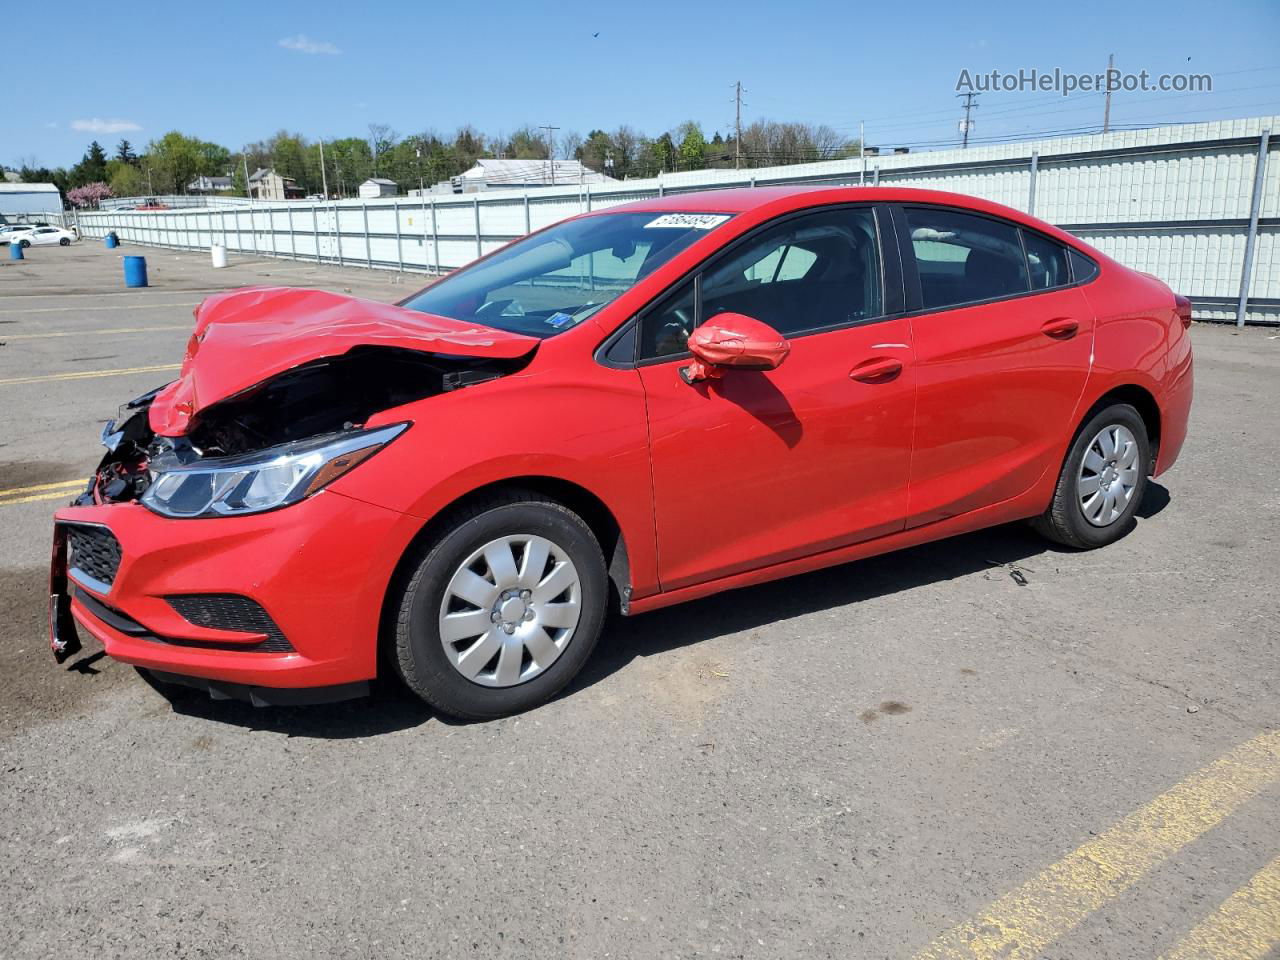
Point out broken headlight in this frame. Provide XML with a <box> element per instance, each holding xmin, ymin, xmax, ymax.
<box><xmin>140</xmin><ymin>423</ymin><xmax>407</xmax><ymax>519</ymax></box>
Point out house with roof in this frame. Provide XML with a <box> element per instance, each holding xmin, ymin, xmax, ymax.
<box><xmin>188</xmin><ymin>175</ymin><xmax>234</xmax><ymax>194</ymax></box>
<box><xmin>358</xmin><ymin>178</ymin><xmax>398</xmax><ymax>198</ymax></box>
<box><xmin>248</xmin><ymin>168</ymin><xmax>304</xmax><ymax>201</ymax></box>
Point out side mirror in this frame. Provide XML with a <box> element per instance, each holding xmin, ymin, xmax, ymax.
<box><xmin>680</xmin><ymin>313</ymin><xmax>790</xmax><ymax>384</ymax></box>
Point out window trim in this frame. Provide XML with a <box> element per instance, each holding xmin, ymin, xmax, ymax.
<box><xmin>892</xmin><ymin>203</ymin><xmax>1102</xmax><ymax>318</ymax></box>
<box><xmin>613</xmin><ymin>202</ymin><xmax>901</xmax><ymax>369</ymax></box>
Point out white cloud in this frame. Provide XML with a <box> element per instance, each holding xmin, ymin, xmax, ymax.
<box><xmin>72</xmin><ymin>118</ymin><xmax>141</xmax><ymax>134</ymax></box>
<box><xmin>279</xmin><ymin>34</ymin><xmax>341</xmax><ymax>55</ymax></box>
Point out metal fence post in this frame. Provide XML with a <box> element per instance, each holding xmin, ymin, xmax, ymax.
<box><xmin>873</xmin><ymin>165</ymin><xmax>880</xmax><ymax>186</ymax></box>
<box><xmin>267</xmin><ymin>206</ymin><xmax>276</xmax><ymax>259</ymax></box>
<box><xmin>524</xmin><ymin>193</ymin><xmax>531</xmax><ymax>235</ymax></box>
<box><xmin>474</xmin><ymin>197</ymin><xmax>482</xmax><ymax>260</ymax></box>
<box><xmin>1027</xmin><ymin>151</ymin><xmax>1039</xmax><ymax>215</ymax></box>
<box><xmin>286</xmin><ymin>204</ymin><xmax>296</xmax><ymax>260</ymax></box>
<box><xmin>431</xmin><ymin>197</ymin><xmax>440</xmax><ymax>274</ymax></box>
<box><xmin>393</xmin><ymin>200</ymin><xmax>403</xmax><ymax>271</ymax></box>
<box><xmin>362</xmin><ymin>202</ymin><xmax>373</xmax><ymax>268</ymax></box>
<box><xmin>311</xmin><ymin>205</ymin><xmax>322</xmax><ymax>264</ymax></box>
<box><xmin>334</xmin><ymin>205</ymin><xmax>344</xmax><ymax>268</ymax></box>
<box><xmin>1236</xmin><ymin>129</ymin><xmax>1271</xmax><ymax>328</ymax></box>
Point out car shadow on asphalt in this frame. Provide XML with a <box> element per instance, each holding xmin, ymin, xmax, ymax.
<box><xmin>148</xmin><ymin>483</ymin><xmax>1169</xmax><ymax>737</ymax></box>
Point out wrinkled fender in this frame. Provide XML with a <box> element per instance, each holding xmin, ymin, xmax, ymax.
<box><xmin>332</xmin><ymin>368</ymin><xmax>661</xmax><ymax>600</ymax></box>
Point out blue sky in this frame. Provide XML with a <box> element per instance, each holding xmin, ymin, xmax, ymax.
<box><xmin>8</xmin><ymin>0</ymin><xmax>1280</xmax><ymax>169</ymax></box>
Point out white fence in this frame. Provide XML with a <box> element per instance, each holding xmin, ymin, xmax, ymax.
<box><xmin>72</xmin><ymin>116</ymin><xmax>1279</xmax><ymax>325</ymax></box>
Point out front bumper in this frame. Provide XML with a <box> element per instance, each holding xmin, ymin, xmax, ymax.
<box><xmin>51</xmin><ymin>489</ymin><xmax>421</xmax><ymax>690</ymax></box>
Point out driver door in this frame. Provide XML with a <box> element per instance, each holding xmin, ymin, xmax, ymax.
<box><xmin>636</xmin><ymin>206</ymin><xmax>916</xmax><ymax>591</ymax></box>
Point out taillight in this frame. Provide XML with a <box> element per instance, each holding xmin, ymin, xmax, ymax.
<box><xmin>1174</xmin><ymin>294</ymin><xmax>1193</xmax><ymax>329</ymax></box>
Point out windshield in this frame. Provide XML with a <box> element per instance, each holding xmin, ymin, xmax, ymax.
<box><xmin>400</xmin><ymin>211</ymin><xmax>733</xmax><ymax>338</ymax></box>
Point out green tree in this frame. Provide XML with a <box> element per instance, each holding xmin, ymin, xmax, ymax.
<box><xmin>676</xmin><ymin>122</ymin><xmax>707</xmax><ymax>171</ymax></box>
<box><xmin>147</xmin><ymin>131</ymin><xmax>229</xmax><ymax>193</ymax></box>
<box><xmin>70</xmin><ymin>141</ymin><xmax>109</xmax><ymax>187</ymax></box>
<box><xmin>115</xmin><ymin>139</ymin><xmax>138</xmax><ymax>165</ymax></box>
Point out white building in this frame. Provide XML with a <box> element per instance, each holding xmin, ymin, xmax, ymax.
<box><xmin>358</xmin><ymin>178</ymin><xmax>398</xmax><ymax>198</ymax></box>
<box><xmin>0</xmin><ymin>182</ymin><xmax>62</xmax><ymax>216</ymax></box>
<box><xmin>421</xmin><ymin>158</ymin><xmax>615</xmax><ymax>195</ymax></box>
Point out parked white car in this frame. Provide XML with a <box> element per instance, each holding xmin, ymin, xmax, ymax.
<box><xmin>0</xmin><ymin>224</ymin><xmax>38</xmax><ymax>244</ymax></box>
<box><xmin>12</xmin><ymin>226</ymin><xmax>76</xmax><ymax>247</ymax></box>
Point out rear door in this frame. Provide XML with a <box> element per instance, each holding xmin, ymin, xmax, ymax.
<box><xmin>636</xmin><ymin>204</ymin><xmax>917</xmax><ymax>590</ymax></box>
<box><xmin>894</xmin><ymin>204</ymin><xmax>1095</xmax><ymax>526</ymax></box>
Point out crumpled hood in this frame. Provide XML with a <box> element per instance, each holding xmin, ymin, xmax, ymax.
<box><xmin>148</xmin><ymin>286</ymin><xmax>538</xmax><ymax>436</ymax></box>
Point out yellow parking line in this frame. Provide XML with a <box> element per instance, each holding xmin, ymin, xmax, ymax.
<box><xmin>0</xmin><ymin>363</ymin><xmax>180</xmax><ymax>387</ymax></box>
<box><xmin>0</xmin><ymin>302</ymin><xmax>198</xmax><ymax>315</ymax></box>
<box><xmin>0</xmin><ymin>478</ymin><xmax>86</xmax><ymax>497</ymax></box>
<box><xmin>0</xmin><ymin>488</ymin><xmax>84</xmax><ymax>506</ymax></box>
<box><xmin>912</xmin><ymin>730</ymin><xmax>1280</xmax><ymax>960</ymax></box>
<box><xmin>1</xmin><ymin>324</ymin><xmax>190</xmax><ymax>340</ymax></box>
<box><xmin>1159</xmin><ymin>855</ymin><xmax>1280</xmax><ymax>960</ymax></box>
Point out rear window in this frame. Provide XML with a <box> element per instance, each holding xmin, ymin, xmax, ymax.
<box><xmin>1022</xmin><ymin>230</ymin><xmax>1071</xmax><ymax>290</ymax></box>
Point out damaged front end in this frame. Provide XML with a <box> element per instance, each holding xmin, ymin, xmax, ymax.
<box><xmin>79</xmin><ymin>345</ymin><xmax>529</xmax><ymax>514</ymax></box>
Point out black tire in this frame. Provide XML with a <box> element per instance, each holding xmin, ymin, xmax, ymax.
<box><xmin>1034</xmin><ymin>403</ymin><xmax>1150</xmax><ymax>549</ymax></box>
<box><xmin>19</xmin><ymin>238</ymin><xmax>30</xmax><ymax>248</ymax></box>
<box><xmin>59</xmin><ymin>237</ymin><xmax>71</xmax><ymax>246</ymax></box>
<box><xmin>391</xmin><ymin>491</ymin><xmax>607</xmax><ymax>720</ymax></box>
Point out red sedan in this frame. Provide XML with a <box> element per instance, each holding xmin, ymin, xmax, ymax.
<box><xmin>51</xmin><ymin>187</ymin><xmax>1193</xmax><ymax>719</ymax></box>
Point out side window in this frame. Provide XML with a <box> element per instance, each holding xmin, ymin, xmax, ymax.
<box><xmin>905</xmin><ymin>207</ymin><xmax>1029</xmax><ymax>309</ymax></box>
<box><xmin>639</xmin><ymin>278</ymin><xmax>697</xmax><ymax>360</ymax></box>
<box><xmin>1022</xmin><ymin>230</ymin><xmax>1071</xmax><ymax>290</ymax></box>
<box><xmin>639</xmin><ymin>208</ymin><xmax>882</xmax><ymax>360</ymax></box>
<box><xmin>1069</xmin><ymin>249</ymin><xmax>1099</xmax><ymax>284</ymax></box>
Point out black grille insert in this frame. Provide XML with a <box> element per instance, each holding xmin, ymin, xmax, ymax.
<box><xmin>66</xmin><ymin>524</ymin><xmax>122</xmax><ymax>588</ymax></box>
<box><xmin>165</xmin><ymin>595</ymin><xmax>293</xmax><ymax>652</ymax></box>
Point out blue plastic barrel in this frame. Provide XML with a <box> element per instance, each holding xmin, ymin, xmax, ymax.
<box><xmin>9</xmin><ymin>241</ymin><xmax>23</xmax><ymax>260</ymax></box>
<box><xmin>123</xmin><ymin>255</ymin><xmax>148</xmax><ymax>287</ymax></box>
<box><xmin>104</xmin><ymin>232</ymin><xmax>119</xmax><ymax>249</ymax></box>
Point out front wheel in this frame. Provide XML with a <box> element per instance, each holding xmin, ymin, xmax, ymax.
<box><xmin>18</xmin><ymin>238</ymin><xmax>30</xmax><ymax>248</ymax></box>
<box><xmin>1034</xmin><ymin>403</ymin><xmax>1150</xmax><ymax>549</ymax></box>
<box><xmin>391</xmin><ymin>492</ymin><xmax>608</xmax><ymax>719</ymax></box>
<box><xmin>59</xmin><ymin>237</ymin><xmax>71</xmax><ymax>246</ymax></box>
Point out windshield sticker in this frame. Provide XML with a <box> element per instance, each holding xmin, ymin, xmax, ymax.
<box><xmin>644</xmin><ymin>213</ymin><xmax>731</xmax><ymax>230</ymax></box>
<box><xmin>545</xmin><ymin>311</ymin><xmax>574</xmax><ymax>328</ymax></box>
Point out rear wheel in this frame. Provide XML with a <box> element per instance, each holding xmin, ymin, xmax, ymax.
<box><xmin>1034</xmin><ymin>403</ymin><xmax>1150</xmax><ymax>549</ymax></box>
<box><xmin>392</xmin><ymin>492</ymin><xmax>607</xmax><ymax>719</ymax></box>
<box><xmin>19</xmin><ymin>238</ymin><xmax>30</xmax><ymax>248</ymax></box>
<box><xmin>59</xmin><ymin>237</ymin><xmax>71</xmax><ymax>246</ymax></box>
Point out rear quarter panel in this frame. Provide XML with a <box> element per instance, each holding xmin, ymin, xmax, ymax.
<box><xmin>1077</xmin><ymin>258</ymin><xmax>1193</xmax><ymax>474</ymax></box>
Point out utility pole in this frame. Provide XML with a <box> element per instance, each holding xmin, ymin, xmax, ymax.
<box><xmin>318</xmin><ymin>139</ymin><xmax>329</xmax><ymax>200</ymax></box>
<box><xmin>957</xmin><ymin>92</ymin><xmax>979</xmax><ymax>148</ymax></box>
<box><xmin>734</xmin><ymin>81</ymin><xmax>744</xmax><ymax>169</ymax></box>
<box><xmin>1102</xmin><ymin>52</ymin><xmax>1115</xmax><ymax>133</ymax></box>
<box><xmin>242</xmin><ymin>152</ymin><xmax>252</xmax><ymax>199</ymax></box>
<box><xmin>540</xmin><ymin>124</ymin><xmax>560</xmax><ymax>185</ymax></box>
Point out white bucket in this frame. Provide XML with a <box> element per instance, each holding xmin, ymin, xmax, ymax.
<box><xmin>211</xmin><ymin>243</ymin><xmax>228</xmax><ymax>269</ymax></box>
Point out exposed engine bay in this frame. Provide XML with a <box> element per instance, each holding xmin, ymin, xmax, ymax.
<box><xmin>78</xmin><ymin>346</ymin><xmax>525</xmax><ymax>507</ymax></box>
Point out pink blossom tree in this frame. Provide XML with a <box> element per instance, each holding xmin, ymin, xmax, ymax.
<box><xmin>67</xmin><ymin>182</ymin><xmax>113</xmax><ymax>208</ymax></box>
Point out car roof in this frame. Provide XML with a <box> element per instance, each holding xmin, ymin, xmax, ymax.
<box><xmin>598</xmin><ymin>185</ymin><xmax>1075</xmax><ymax>245</ymax></box>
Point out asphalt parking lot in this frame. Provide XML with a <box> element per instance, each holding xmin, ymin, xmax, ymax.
<box><xmin>1</xmin><ymin>241</ymin><xmax>1277</xmax><ymax>959</ymax></box>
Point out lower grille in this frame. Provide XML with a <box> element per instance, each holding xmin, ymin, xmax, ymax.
<box><xmin>165</xmin><ymin>594</ymin><xmax>293</xmax><ymax>652</ymax></box>
<box><xmin>66</xmin><ymin>524</ymin><xmax>122</xmax><ymax>589</ymax></box>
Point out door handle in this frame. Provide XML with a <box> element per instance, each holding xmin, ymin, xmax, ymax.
<box><xmin>849</xmin><ymin>357</ymin><xmax>904</xmax><ymax>382</ymax></box>
<box><xmin>1041</xmin><ymin>317</ymin><xmax>1079</xmax><ymax>339</ymax></box>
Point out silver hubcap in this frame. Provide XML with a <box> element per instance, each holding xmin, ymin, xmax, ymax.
<box><xmin>438</xmin><ymin>535</ymin><xmax>582</xmax><ymax>688</ymax></box>
<box><xmin>1078</xmin><ymin>423</ymin><xmax>1140</xmax><ymax>527</ymax></box>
